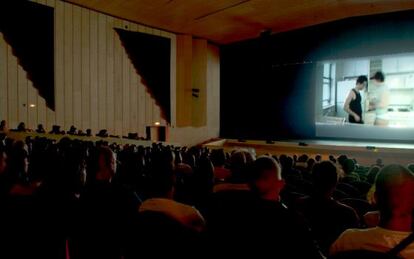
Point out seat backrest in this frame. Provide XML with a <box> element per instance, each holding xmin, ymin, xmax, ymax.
<box><xmin>340</xmin><ymin>198</ymin><xmax>373</xmax><ymax>218</ymax></box>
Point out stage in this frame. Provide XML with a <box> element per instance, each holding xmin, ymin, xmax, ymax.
<box><xmin>203</xmin><ymin>139</ymin><xmax>414</xmax><ymax>166</ymax></box>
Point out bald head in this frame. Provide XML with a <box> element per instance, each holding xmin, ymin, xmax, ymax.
<box><xmin>375</xmin><ymin>164</ymin><xmax>414</xmax><ymax>219</ymax></box>
<box><xmin>249</xmin><ymin>156</ymin><xmax>284</xmax><ymax>201</ymax></box>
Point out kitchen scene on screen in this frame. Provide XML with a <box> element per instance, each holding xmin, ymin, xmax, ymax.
<box><xmin>316</xmin><ymin>53</ymin><xmax>414</xmax><ymax>127</ymax></box>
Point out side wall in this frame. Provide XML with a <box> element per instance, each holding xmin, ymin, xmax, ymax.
<box><xmin>0</xmin><ymin>0</ymin><xmax>220</xmax><ymax>145</ymax></box>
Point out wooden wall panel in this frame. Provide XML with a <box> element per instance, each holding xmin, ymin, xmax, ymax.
<box><xmin>7</xmin><ymin>39</ymin><xmax>18</xmax><ymax>129</ymax></box>
<box><xmin>152</xmin><ymin>29</ymin><xmax>162</xmax><ymax>125</ymax></box>
<box><xmin>1</xmin><ymin>0</ymin><xmax>184</xmax><ymax>140</ymax></box>
<box><xmin>89</xmin><ymin>11</ymin><xmax>98</xmax><ymax>132</ymax></box>
<box><xmin>169</xmin><ymin>32</ymin><xmax>177</xmax><ymax>127</ymax></box>
<box><xmin>81</xmin><ymin>8</ymin><xmax>90</xmax><ymax>130</ymax></box>
<box><xmin>207</xmin><ymin>44</ymin><xmax>220</xmax><ymax>134</ymax></box>
<box><xmin>106</xmin><ymin>16</ymin><xmax>115</xmax><ymax>133</ymax></box>
<box><xmin>144</xmin><ymin>27</ymin><xmax>153</xmax><ymax>126</ymax></box>
<box><xmin>17</xmin><ymin>64</ymin><xmax>28</xmax><ymax>124</ymax></box>
<box><xmin>55</xmin><ymin>0</ymin><xmax>64</xmax><ymax>128</ymax></box>
<box><xmin>37</xmin><ymin>93</ymin><xmax>47</xmax><ymax>126</ymax></box>
<box><xmin>175</xmin><ymin>35</ymin><xmax>193</xmax><ymax>127</ymax></box>
<box><xmin>98</xmin><ymin>13</ymin><xmax>107</xmax><ymax>131</ymax></box>
<box><xmin>122</xmin><ymin>21</ymin><xmax>131</xmax><ymax>135</ymax></box>
<box><xmin>137</xmin><ymin>25</ymin><xmax>146</xmax><ymax>134</ymax></box>
<box><xmin>0</xmin><ymin>33</ymin><xmax>8</xmax><ymax>123</ymax></box>
<box><xmin>73</xmin><ymin>5</ymin><xmax>82</xmax><ymax>129</ymax></box>
<box><xmin>63</xmin><ymin>2</ymin><xmax>73</xmax><ymax>129</ymax></box>
<box><xmin>46</xmin><ymin>0</ymin><xmax>56</xmax><ymax>130</ymax></box>
<box><xmin>34</xmin><ymin>0</ymin><xmax>48</xmax><ymax>128</ymax></box>
<box><xmin>113</xmin><ymin>19</ymin><xmax>123</xmax><ymax>136</ymax></box>
<box><xmin>129</xmin><ymin>23</ymin><xmax>138</xmax><ymax>133</ymax></box>
<box><xmin>27</xmin><ymin>81</ymin><xmax>37</xmax><ymax>130</ymax></box>
<box><xmin>191</xmin><ymin>39</ymin><xmax>207</xmax><ymax>127</ymax></box>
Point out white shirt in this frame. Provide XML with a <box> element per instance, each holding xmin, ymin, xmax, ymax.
<box><xmin>330</xmin><ymin>227</ymin><xmax>414</xmax><ymax>258</ymax></box>
<box><xmin>368</xmin><ymin>83</ymin><xmax>389</xmax><ymax>114</ymax></box>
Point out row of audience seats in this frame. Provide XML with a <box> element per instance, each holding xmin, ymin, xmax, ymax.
<box><xmin>0</xmin><ymin>133</ymin><xmax>413</xmax><ymax>258</ymax></box>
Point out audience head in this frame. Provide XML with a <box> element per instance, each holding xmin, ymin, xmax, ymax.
<box><xmin>65</xmin><ymin>146</ymin><xmax>87</xmax><ymax>190</ymax></box>
<box><xmin>210</xmin><ymin>149</ymin><xmax>226</xmax><ymax>167</ymax></box>
<box><xmin>376</xmin><ymin>158</ymin><xmax>384</xmax><ymax>167</ymax></box>
<box><xmin>229</xmin><ymin>150</ymin><xmax>247</xmax><ymax>179</ymax></box>
<box><xmin>149</xmin><ymin>164</ymin><xmax>175</xmax><ymax>199</ymax></box>
<box><xmin>174</xmin><ymin>163</ymin><xmax>193</xmax><ymax>202</ymax></box>
<box><xmin>375</xmin><ymin>165</ymin><xmax>414</xmax><ymax>225</ymax></box>
<box><xmin>342</xmin><ymin>159</ymin><xmax>356</xmax><ymax>175</ymax></box>
<box><xmin>311</xmin><ymin>161</ymin><xmax>338</xmax><ymax>197</ymax></box>
<box><xmin>249</xmin><ymin>156</ymin><xmax>283</xmax><ymax>201</ymax></box>
<box><xmin>298</xmin><ymin>154</ymin><xmax>308</xmax><ymax>163</ymax></box>
<box><xmin>0</xmin><ymin>120</ymin><xmax>7</xmax><ymax>130</ymax></box>
<box><xmin>329</xmin><ymin>155</ymin><xmax>336</xmax><ymax>163</ymax></box>
<box><xmin>17</xmin><ymin>122</ymin><xmax>26</xmax><ymax>132</ymax></box>
<box><xmin>68</xmin><ymin>125</ymin><xmax>77</xmax><ymax>134</ymax></box>
<box><xmin>337</xmin><ymin>154</ymin><xmax>348</xmax><ymax>167</ymax></box>
<box><xmin>175</xmin><ymin>163</ymin><xmax>193</xmax><ymax>179</ymax></box>
<box><xmin>8</xmin><ymin>141</ymin><xmax>29</xmax><ymax>182</ymax></box>
<box><xmin>174</xmin><ymin>150</ymin><xmax>183</xmax><ymax>165</ymax></box>
<box><xmin>315</xmin><ymin>154</ymin><xmax>322</xmax><ymax>162</ymax></box>
<box><xmin>307</xmin><ymin>158</ymin><xmax>316</xmax><ymax>171</ymax></box>
<box><xmin>194</xmin><ymin>155</ymin><xmax>214</xmax><ymax>193</ymax></box>
<box><xmin>367</xmin><ymin>165</ymin><xmax>381</xmax><ymax>184</ymax></box>
<box><xmin>243</xmin><ymin>150</ymin><xmax>256</xmax><ymax>164</ymax></box>
<box><xmin>183</xmin><ymin>153</ymin><xmax>196</xmax><ymax>169</ymax></box>
<box><xmin>96</xmin><ymin>146</ymin><xmax>117</xmax><ymax>181</ymax></box>
<box><xmin>50</xmin><ymin>125</ymin><xmax>61</xmax><ymax>134</ymax></box>
<box><xmin>279</xmin><ymin>155</ymin><xmax>294</xmax><ymax>179</ymax></box>
<box><xmin>0</xmin><ymin>147</ymin><xmax>7</xmax><ymax>175</ymax></box>
<box><xmin>36</xmin><ymin>124</ymin><xmax>45</xmax><ymax>132</ymax></box>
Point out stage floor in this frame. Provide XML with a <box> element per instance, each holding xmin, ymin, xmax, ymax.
<box><xmin>204</xmin><ymin>138</ymin><xmax>414</xmax><ymax>166</ymax></box>
<box><xmin>291</xmin><ymin>139</ymin><xmax>414</xmax><ymax>150</ymax></box>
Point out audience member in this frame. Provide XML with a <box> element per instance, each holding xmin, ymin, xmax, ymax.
<box><xmin>16</xmin><ymin>122</ymin><xmax>27</xmax><ymax>132</ymax></box>
<box><xmin>297</xmin><ymin>161</ymin><xmax>360</xmax><ymax>255</ymax></box>
<box><xmin>0</xmin><ymin>126</ymin><xmax>413</xmax><ymax>259</ymax></box>
<box><xmin>0</xmin><ymin>120</ymin><xmax>8</xmax><ymax>132</ymax></box>
<box><xmin>36</xmin><ymin>124</ymin><xmax>46</xmax><ymax>133</ymax></box>
<box><xmin>210</xmin><ymin>149</ymin><xmax>231</xmax><ymax>182</ymax></box>
<box><xmin>67</xmin><ymin>125</ymin><xmax>77</xmax><ymax>135</ymax></box>
<box><xmin>209</xmin><ymin>156</ymin><xmax>323</xmax><ymax>258</ymax></box>
<box><xmin>78</xmin><ymin>147</ymin><xmax>141</xmax><ymax>259</ymax></box>
<box><xmin>330</xmin><ymin>165</ymin><xmax>414</xmax><ymax>258</ymax></box>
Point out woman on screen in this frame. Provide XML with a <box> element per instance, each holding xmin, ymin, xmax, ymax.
<box><xmin>344</xmin><ymin>75</ymin><xmax>367</xmax><ymax>124</ymax></box>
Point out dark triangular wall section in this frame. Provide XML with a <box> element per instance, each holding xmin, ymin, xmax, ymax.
<box><xmin>115</xmin><ymin>28</ymin><xmax>171</xmax><ymax>124</ymax></box>
<box><xmin>0</xmin><ymin>0</ymin><xmax>55</xmax><ymax>110</ymax></box>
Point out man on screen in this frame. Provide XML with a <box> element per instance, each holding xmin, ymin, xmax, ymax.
<box><xmin>344</xmin><ymin>75</ymin><xmax>367</xmax><ymax>124</ymax></box>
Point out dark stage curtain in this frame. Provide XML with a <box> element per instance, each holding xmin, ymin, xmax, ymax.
<box><xmin>115</xmin><ymin>28</ymin><xmax>171</xmax><ymax>124</ymax></box>
<box><xmin>0</xmin><ymin>0</ymin><xmax>55</xmax><ymax>110</ymax></box>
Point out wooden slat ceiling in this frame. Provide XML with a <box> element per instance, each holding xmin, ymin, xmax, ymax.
<box><xmin>64</xmin><ymin>0</ymin><xmax>414</xmax><ymax>44</ymax></box>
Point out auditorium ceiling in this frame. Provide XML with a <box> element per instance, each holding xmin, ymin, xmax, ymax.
<box><xmin>64</xmin><ymin>0</ymin><xmax>414</xmax><ymax>44</ymax></box>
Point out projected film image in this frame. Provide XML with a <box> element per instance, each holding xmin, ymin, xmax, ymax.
<box><xmin>316</xmin><ymin>53</ymin><xmax>414</xmax><ymax>128</ymax></box>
